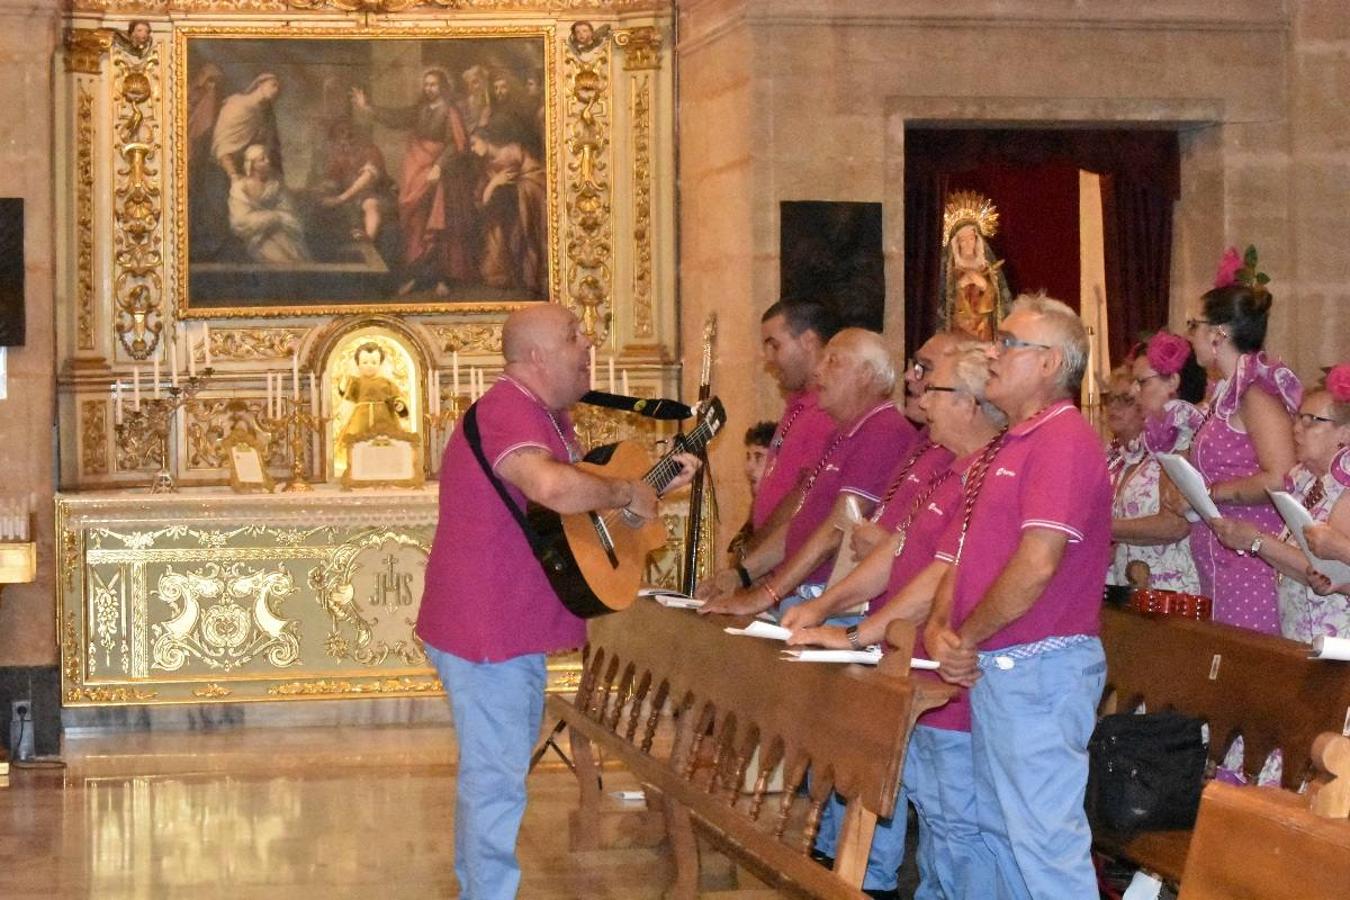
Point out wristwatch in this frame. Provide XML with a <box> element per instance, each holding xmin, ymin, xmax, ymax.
<box><xmin>845</xmin><ymin>624</ymin><xmax>863</xmax><ymax>650</ymax></box>
<box><xmin>1248</xmin><ymin>534</ymin><xmax>1264</xmax><ymax>557</ymax></box>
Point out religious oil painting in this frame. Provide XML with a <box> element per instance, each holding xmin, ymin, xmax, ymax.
<box><xmin>175</xmin><ymin>29</ymin><xmax>556</xmax><ymax>318</ymax></box>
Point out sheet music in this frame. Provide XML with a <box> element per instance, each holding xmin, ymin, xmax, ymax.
<box><xmin>724</xmin><ymin>621</ymin><xmax>792</xmax><ymax>641</ymax></box>
<box><xmin>1158</xmin><ymin>453</ymin><xmax>1222</xmax><ymax>522</ymax></box>
<box><xmin>1269</xmin><ymin>490</ymin><xmax>1350</xmax><ymax>587</ymax></box>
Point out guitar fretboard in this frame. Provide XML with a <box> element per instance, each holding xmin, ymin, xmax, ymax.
<box><xmin>643</xmin><ymin>417</ymin><xmax>719</xmax><ymax>495</ymax></box>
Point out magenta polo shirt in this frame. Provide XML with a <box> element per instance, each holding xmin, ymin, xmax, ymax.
<box><xmin>751</xmin><ymin>390</ymin><xmax>835</xmax><ymax>530</ymax></box>
<box><xmin>416</xmin><ymin>377</ymin><xmax>588</xmax><ymax>662</ymax></box>
<box><xmin>936</xmin><ymin>400</ymin><xmax>1112</xmax><ymax>651</ymax></box>
<box><xmin>784</xmin><ymin>403</ymin><xmax>918</xmax><ymax>587</ymax></box>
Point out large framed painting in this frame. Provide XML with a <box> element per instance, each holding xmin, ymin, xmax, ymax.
<box><xmin>174</xmin><ymin>27</ymin><xmax>558</xmax><ymax>318</ymax></box>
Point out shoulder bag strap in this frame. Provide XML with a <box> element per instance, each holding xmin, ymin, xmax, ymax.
<box><xmin>462</xmin><ymin>403</ymin><xmax>546</xmax><ymax>554</ymax></box>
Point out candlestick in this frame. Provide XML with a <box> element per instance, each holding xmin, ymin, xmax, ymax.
<box><xmin>291</xmin><ymin>353</ymin><xmax>300</xmax><ymax>401</ymax></box>
<box><xmin>169</xmin><ymin>338</ymin><xmax>179</xmax><ymax>387</ymax></box>
<box><xmin>187</xmin><ymin>331</ymin><xmax>196</xmax><ymax>377</ymax></box>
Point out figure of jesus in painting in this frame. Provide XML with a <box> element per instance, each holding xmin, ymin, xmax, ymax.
<box><xmin>939</xmin><ymin>192</ymin><xmax>1012</xmax><ymax>342</ymax></box>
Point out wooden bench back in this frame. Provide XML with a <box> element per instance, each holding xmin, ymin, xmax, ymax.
<box><xmin>581</xmin><ymin>601</ymin><xmax>950</xmax><ymax>816</ymax></box>
<box><xmin>1100</xmin><ymin>606</ymin><xmax>1350</xmax><ymax>788</ymax></box>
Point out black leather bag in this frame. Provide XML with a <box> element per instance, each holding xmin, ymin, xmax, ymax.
<box><xmin>1086</xmin><ymin>711</ymin><xmax>1209</xmax><ymax>834</ymax></box>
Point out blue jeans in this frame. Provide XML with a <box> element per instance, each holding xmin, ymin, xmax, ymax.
<box><xmin>814</xmin><ymin>781</ymin><xmax>908</xmax><ymax>891</ymax></box>
<box><xmin>969</xmin><ymin>638</ymin><xmax>1106</xmax><ymax>900</ymax></box>
<box><xmin>427</xmin><ymin>645</ymin><xmax>547</xmax><ymax>900</ymax></box>
<box><xmin>773</xmin><ymin>583</ymin><xmax>864</xmax><ymax>629</ymax></box>
<box><xmin>905</xmin><ymin>725</ymin><xmax>997</xmax><ymax>900</ymax></box>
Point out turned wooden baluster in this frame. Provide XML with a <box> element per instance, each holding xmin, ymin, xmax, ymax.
<box><xmin>801</xmin><ymin>765</ymin><xmax>833</xmax><ymax>855</ymax></box>
<box><xmin>728</xmin><ymin>727</ymin><xmax>759</xmax><ymax>807</ymax></box>
<box><xmin>625</xmin><ymin>670</ymin><xmax>652</xmax><ymax>744</ymax></box>
<box><xmin>607</xmin><ymin>662</ymin><xmax>636</xmax><ymax>733</ymax></box>
<box><xmin>575</xmin><ymin>644</ymin><xmax>599</xmax><ymax>711</ymax></box>
<box><xmin>641</xmin><ymin>679</ymin><xmax>670</xmax><ymax>754</ymax></box>
<box><xmin>749</xmin><ymin>737</ymin><xmax>786</xmax><ymax>821</ymax></box>
<box><xmin>707</xmin><ymin>713</ymin><xmax>737</xmax><ymax>796</ymax></box>
<box><xmin>774</xmin><ymin>752</ymin><xmax>810</xmax><ymax>840</ymax></box>
<box><xmin>593</xmin><ymin>653</ymin><xmax>622</xmax><ymax>721</ymax></box>
<box><xmin>682</xmin><ymin>701</ymin><xmax>717</xmax><ymax>781</ymax></box>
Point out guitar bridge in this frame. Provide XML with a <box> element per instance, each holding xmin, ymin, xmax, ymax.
<box><xmin>589</xmin><ymin>511</ymin><xmax>620</xmax><ymax>569</ymax></box>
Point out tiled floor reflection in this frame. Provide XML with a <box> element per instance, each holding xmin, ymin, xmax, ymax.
<box><xmin>0</xmin><ymin>725</ymin><xmax>672</xmax><ymax>899</ymax></box>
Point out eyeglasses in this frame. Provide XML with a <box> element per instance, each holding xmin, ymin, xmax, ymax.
<box><xmin>994</xmin><ymin>332</ymin><xmax>1053</xmax><ymax>353</ymax></box>
<box><xmin>906</xmin><ymin>359</ymin><xmax>930</xmax><ymax>380</ymax></box>
<box><xmin>1297</xmin><ymin>412</ymin><xmax>1336</xmax><ymax>427</ymax></box>
<box><xmin>1186</xmin><ymin>318</ymin><xmax>1211</xmax><ymax>331</ymax></box>
<box><xmin>1132</xmin><ymin>374</ymin><xmax>1163</xmax><ymax>388</ymax></box>
<box><xmin>922</xmin><ymin>385</ymin><xmax>961</xmax><ymax>395</ymax></box>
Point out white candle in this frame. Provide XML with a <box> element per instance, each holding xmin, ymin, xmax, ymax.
<box><xmin>589</xmin><ymin>346</ymin><xmax>596</xmax><ymax>390</ymax></box>
<box><xmin>608</xmin><ymin>355</ymin><xmax>616</xmax><ymax>393</ymax></box>
<box><xmin>309</xmin><ymin>373</ymin><xmax>318</xmax><ymax>416</ymax></box>
<box><xmin>169</xmin><ymin>339</ymin><xmax>179</xmax><ymax>387</ymax></box>
<box><xmin>428</xmin><ymin>368</ymin><xmax>438</xmax><ymax>416</ymax></box>
<box><xmin>291</xmin><ymin>354</ymin><xmax>300</xmax><ymax>401</ymax></box>
<box><xmin>452</xmin><ymin>352</ymin><xmax>461</xmax><ymax>397</ymax></box>
<box><xmin>479</xmin><ymin>368</ymin><xmax>488</xmax><ymax>397</ymax></box>
<box><xmin>321</xmin><ymin>375</ymin><xmax>330</xmax><ymax>419</ymax></box>
<box><xmin>265</xmin><ymin>372</ymin><xmax>272</xmax><ymax>419</ymax></box>
<box><xmin>153</xmin><ymin>355</ymin><xmax>161</xmax><ymax>397</ymax></box>
<box><xmin>622</xmin><ymin>369</ymin><xmax>631</xmax><ymax>397</ymax></box>
<box><xmin>114</xmin><ymin>381</ymin><xmax>123</xmax><ymax>425</ymax></box>
<box><xmin>133</xmin><ymin>366</ymin><xmax>141</xmax><ymax>411</ymax></box>
<box><xmin>187</xmin><ymin>332</ymin><xmax>196</xmax><ymax>376</ymax></box>
<box><xmin>201</xmin><ymin>323</ymin><xmax>212</xmax><ymax>368</ymax></box>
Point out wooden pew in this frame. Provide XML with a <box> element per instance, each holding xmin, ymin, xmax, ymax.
<box><xmin>1176</xmin><ymin>733</ymin><xmax>1350</xmax><ymax>899</ymax></box>
<box><xmin>1095</xmin><ymin>605</ymin><xmax>1350</xmax><ymax>884</ymax></box>
<box><xmin>547</xmin><ymin>598</ymin><xmax>953</xmax><ymax>898</ymax></box>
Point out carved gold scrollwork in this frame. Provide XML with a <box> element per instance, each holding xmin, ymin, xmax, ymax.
<box><xmin>193</xmin><ymin>683</ymin><xmax>233</xmax><ymax>698</ymax></box>
<box><xmin>187</xmin><ymin>399</ymin><xmax>285</xmax><ymax>471</ymax></box>
<box><xmin>565</xmin><ymin>39</ymin><xmax>613</xmax><ymax>345</ymax></box>
<box><xmin>310</xmin><ymin>530</ymin><xmax>429</xmax><ymax>667</ymax></box>
<box><xmin>266</xmin><ymin>677</ymin><xmax>443</xmax><ymax>697</ymax></box>
<box><xmin>151</xmin><ymin>562</ymin><xmax>300</xmax><ymax>672</ymax></box>
<box><xmin>76</xmin><ymin>86</ymin><xmax>97</xmax><ymax>350</ymax></box>
<box><xmin>81</xmin><ymin>400</ymin><xmax>110</xmax><ymax>475</ymax></box>
<box><xmin>115</xmin><ymin>398</ymin><xmax>168</xmax><ymax>472</ymax></box>
<box><xmin>613</xmin><ymin>25</ymin><xmax>663</xmax><ymax>70</ymax></box>
<box><xmin>630</xmin><ymin>74</ymin><xmax>655</xmax><ymax>338</ymax></box>
<box><xmin>112</xmin><ymin>44</ymin><xmax>163</xmax><ymax>360</ymax></box>
<box><xmin>429</xmin><ymin>324</ymin><xmax>503</xmax><ymax>354</ymax></box>
<box><xmin>206</xmin><ymin>328</ymin><xmax>304</xmax><ymax>362</ymax></box>
<box><xmin>64</xmin><ymin>28</ymin><xmax>115</xmax><ymax>75</ymax></box>
<box><xmin>69</xmin><ymin>0</ymin><xmax>669</xmax><ymax>12</ymax></box>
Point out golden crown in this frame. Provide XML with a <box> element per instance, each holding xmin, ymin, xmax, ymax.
<box><xmin>942</xmin><ymin>191</ymin><xmax>1000</xmax><ymax>245</ymax></box>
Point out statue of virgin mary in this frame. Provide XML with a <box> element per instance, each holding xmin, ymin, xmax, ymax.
<box><xmin>939</xmin><ymin>191</ymin><xmax>1012</xmax><ymax>342</ymax></box>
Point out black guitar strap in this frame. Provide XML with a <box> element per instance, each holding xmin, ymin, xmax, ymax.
<box><xmin>462</xmin><ymin>403</ymin><xmax>546</xmax><ymax>555</ymax></box>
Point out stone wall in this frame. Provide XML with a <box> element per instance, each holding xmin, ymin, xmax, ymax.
<box><xmin>679</xmin><ymin>0</ymin><xmax>1349</xmax><ymax>539</ymax></box>
<box><xmin>0</xmin><ymin>0</ymin><xmax>59</xmax><ymax>668</ymax></box>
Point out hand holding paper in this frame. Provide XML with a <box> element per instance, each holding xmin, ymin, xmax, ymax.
<box><xmin>1269</xmin><ymin>491</ymin><xmax>1350</xmax><ymax>587</ymax></box>
<box><xmin>1158</xmin><ymin>453</ymin><xmax>1222</xmax><ymax>523</ymax></box>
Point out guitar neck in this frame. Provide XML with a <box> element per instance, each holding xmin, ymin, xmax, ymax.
<box><xmin>643</xmin><ymin>418</ymin><xmax>717</xmax><ymax>495</ymax></box>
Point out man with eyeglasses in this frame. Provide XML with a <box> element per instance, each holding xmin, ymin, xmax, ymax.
<box><xmin>926</xmin><ymin>293</ymin><xmax>1112</xmax><ymax>899</ymax></box>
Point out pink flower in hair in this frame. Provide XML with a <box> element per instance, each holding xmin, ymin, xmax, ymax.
<box><xmin>1146</xmin><ymin>332</ymin><xmax>1192</xmax><ymax>376</ymax></box>
<box><xmin>1214</xmin><ymin>246</ymin><xmax>1242</xmax><ymax>288</ymax></box>
<box><xmin>1328</xmin><ymin>363</ymin><xmax>1350</xmax><ymax>404</ymax></box>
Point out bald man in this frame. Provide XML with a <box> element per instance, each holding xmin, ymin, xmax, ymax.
<box><xmin>417</xmin><ymin>304</ymin><xmax>696</xmax><ymax>900</ymax></box>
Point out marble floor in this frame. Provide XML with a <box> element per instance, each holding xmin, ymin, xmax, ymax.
<box><xmin>0</xmin><ymin>724</ymin><xmax>675</xmax><ymax>899</ymax></box>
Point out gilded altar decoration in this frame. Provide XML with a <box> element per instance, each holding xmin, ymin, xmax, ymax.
<box><xmin>325</xmin><ymin>328</ymin><xmax>421</xmax><ymax>479</ymax></box>
<box><xmin>175</xmin><ymin>28</ymin><xmax>557</xmax><ymax>318</ymax></box>
<box><xmin>68</xmin><ymin>0</ymin><xmax>671</xmax><ymax>11</ymax></box>
<box><xmin>81</xmin><ymin>400</ymin><xmax>110</xmax><ymax>475</ymax></box>
<box><xmin>430</xmin><ymin>323</ymin><xmax>502</xmax><ymax>354</ymax></box>
<box><xmin>76</xmin><ymin>86</ymin><xmax>97</xmax><ymax>351</ymax></box>
<box><xmin>187</xmin><ymin>399</ymin><xmax>285</xmax><ymax>471</ymax></box>
<box><xmin>112</xmin><ymin>38</ymin><xmax>165</xmax><ymax>359</ymax></box>
<box><xmin>267</xmin><ymin>677</ymin><xmax>442</xmax><ymax>697</ymax></box>
<box><xmin>629</xmin><ymin>75</ymin><xmax>654</xmax><ymax>338</ymax></box>
<box><xmin>152</xmin><ymin>562</ymin><xmax>300</xmax><ymax>672</ymax></box>
<box><xmin>564</xmin><ymin>31</ymin><xmax>613</xmax><ymax>344</ymax></box>
<box><xmin>63</xmin><ymin>28</ymin><xmax>115</xmax><ymax>75</ymax></box>
<box><xmin>310</xmin><ymin>530</ymin><xmax>428</xmax><ymax>667</ymax></box>
<box><xmin>613</xmin><ymin>25</ymin><xmax>662</xmax><ymax>70</ymax></box>
<box><xmin>205</xmin><ymin>328</ymin><xmax>305</xmax><ymax>361</ymax></box>
<box><xmin>115</xmin><ymin>398</ymin><xmax>168</xmax><ymax>472</ymax></box>
<box><xmin>940</xmin><ymin>191</ymin><xmax>1012</xmax><ymax>343</ymax></box>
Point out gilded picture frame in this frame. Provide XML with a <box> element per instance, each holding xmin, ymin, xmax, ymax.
<box><xmin>341</xmin><ymin>429</ymin><xmax>425</xmax><ymax>490</ymax></box>
<box><xmin>222</xmin><ymin>430</ymin><xmax>275</xmax><ymax>493</ymax></box>
<box><xmin>173</xmin><ymin>26</ymin><xmax>560</xmax><ymax>319</ymax></box>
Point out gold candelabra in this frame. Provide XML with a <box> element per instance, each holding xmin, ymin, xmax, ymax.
<box><xmin>114</xmin><ymin>368</ymin><xmax>214</xmax><ymax>493</ymax></box>
<box><xmin>423</xmin><ymin>391</ymin><xmax>469</xmax><ymax>475</ymax></box>
<box><xmin>261</xmin><ymin>398</ymin><xmax>329</xmax><ymax>493</ymax></box>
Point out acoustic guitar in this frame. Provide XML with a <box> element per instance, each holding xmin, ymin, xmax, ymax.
<box><xmin>527</xmin><ymin>398</ymin><xmax>726</xmax><ymax>618</ymax></box>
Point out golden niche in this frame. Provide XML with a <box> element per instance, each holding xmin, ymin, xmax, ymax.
<box><xmin>324</xmin><ymin>326</ymin><xmax>424</xmax><ymax>485</ymax></box>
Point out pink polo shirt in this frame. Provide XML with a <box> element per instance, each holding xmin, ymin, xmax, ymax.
<box><xmin>936</xmin><ymin>400</ymin><xmax>1111</xmax><ymax>650</ymax></box>
<box><xmin>784</xmin><ymin>403</ymin><xmax>918</xmax><ymax>587</ymax></box>
<box><xmin>880</xmin><ymin>452</ymin><xmax>969</xmax><ymax>731</ymax></box>
<box><xmin>751</xmin><ymin>390</ymin><xmax>835</xmax><ymax>530</ymax></box>
<box><xmin>417</xmin><ymin>377</ymin><xmax>588</xmax><ymax>662</ymax></box>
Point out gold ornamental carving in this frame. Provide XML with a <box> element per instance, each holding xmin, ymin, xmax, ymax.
<box><xmin>430</xmin><ymin>324</ymin><xmax>503</xmax><ymax>354</ymax></box>
<box><xmin>193</xmin><ymin>683</ymin><xmax>233</xmax><ymax>698</ymax></box>
<box><xmin>267</xmin><ymin>677</ymin><xmax>442</xmax><ymax>697</ymax></box>
<box><xmin>64</xmin><ymin>28</ymin><xmax>115</xmax><ymax>75</ymax></box>
<box><xmin>629</xmin><ymin>74</ymin><xmax>655</xmax><ymax>339</ymax></box>
<box><xmin>206</xmin><ymin>328</ymin><xmax>305</xmax><ymax>362</ymax></box>
<box><xmin>152</xmin><ymin>562</ymin><xmax>301</xmax><ymax>672</ymax></box>
<box><xmin>187</xmin><ymin>399</ymin><xmax>285</xmax><ymax>471</ymax></box>
<box><xmin>565</xmin><ymin>36</ymin><xmax>613</xmax><ymax>345</ymax></box>
<box><xmin>115</xmin><ymin>398</ymin><xmax>168</xmax><ymax>472</ymax></box>
<box><xmin>112</xmin><ymin>40</ymin><xmax>165</xmax><ymax>360</ymax></box>
<box><xmin>76</xmin><ymin>85</ymin><xmax>97</xmax><ymax>350</ymax></box>
<box><xmin>81</xmin><ymin>400</ymin><xmax>110</xmax><ymax>475</ymax></box>
<box><xmin>68</xmin><ymin>0</ymin><xmax>669</xmax><ymax>11</ymax></box>
<box><xmin>310</xmin><ymin>530</ymin><xmax>429</xmax><ymax>667</ymax></box>
<box><xmin>614</xmin><ymin>25</ymin><xmax>663</xmax><ymax>70</ymax></box>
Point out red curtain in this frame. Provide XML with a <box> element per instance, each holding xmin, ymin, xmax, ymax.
<box><xmin>904</xmin><ymin>129</ymin><xmax>1178</xmax><ymax>365</ymax></box>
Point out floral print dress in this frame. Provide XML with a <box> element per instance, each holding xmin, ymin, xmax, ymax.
<box><xmin>1276</xmin><ymin>446</ymin><xmax>1350</xmax><ymax>641</ymax></box>
<box><xmin>1189</xmin><ymin>353</ymin><xmax>1303</xmax><ymax>634</ymax></box>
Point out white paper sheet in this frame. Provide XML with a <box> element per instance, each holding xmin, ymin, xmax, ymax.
<box><xmin>1158</xmin><ymin>453</ymin><xmax>1222</xmax><ymax>522</ymax></box>
<box><xmin>639</xmin><ymin>588</ymin><xmax>703</xmax><ymax>609</ymax></box>
<box><xmin>778</xmin><ymin>649</ymin><xmax>941</xmax><ymax>669</ymax></box>
<box><xmin>1309</xmin><ymin>635</ymin><xmax>1350</xmax><ymax>662</ymax></box>
<box><xmin>724</xmin><ymin>621</ymin><xmax>792</xmax><ymax>641</ymax></box>
<box><xmin>1268</xmin><ymin>490</ymin><xmax>1350</xmax><ymax>587</ymax></box>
